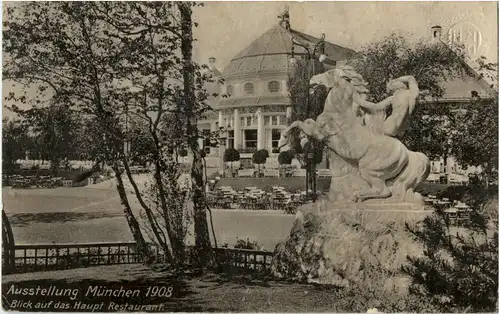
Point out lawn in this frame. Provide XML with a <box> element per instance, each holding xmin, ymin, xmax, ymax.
<box><xmin>2</xmin><ymin>265</ymin><xmax>352</xmax><ymax>312</ymax></box>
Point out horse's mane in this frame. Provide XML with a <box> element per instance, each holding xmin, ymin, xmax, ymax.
<box><xmin>322</xmin><ymin>66</ymin><xmax>367</xmax><ymax>116</ymax></box>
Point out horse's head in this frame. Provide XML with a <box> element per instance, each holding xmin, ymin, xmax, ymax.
<box><xmin>310</xmin><ymin>66</ymin><xmax>369</xmax><ymax>94</ymax></box>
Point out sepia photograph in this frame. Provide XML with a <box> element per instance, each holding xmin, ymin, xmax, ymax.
<box><xmin>1</xmin><ymin>1</ymin><xmax>498</xmax><ymax>312</ymax></box>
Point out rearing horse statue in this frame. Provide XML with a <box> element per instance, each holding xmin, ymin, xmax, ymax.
<box><xmin>281</xmin><ymin>66</ymin><xmax>429</xmax><ymax>203</ymax></box>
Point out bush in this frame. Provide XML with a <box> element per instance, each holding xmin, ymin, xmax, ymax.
<box><xmin>234</xmin><ymin>238</ymin><xmax>261</xmax><ymax>250</ymax></box>
<box><xmin>403</xmin><ymin>193</ymin><xmax>498</xmax><ymax>312</ymax></box>
<box><xmin>278</xmin><ymin>150</ymin><xmax>294</xmax><ymax>165</ymax></box>
<box><xmin>252</xmin><ymin>149</ymin><xmax>268</xmax><ymax>165</ymax></box>
<box><xmin>223</xmin><ymin>148</ymin><xmax>240</xmax><ymax>163</ymax></box>
<box><xmin>178</xmin><ymin>148</ymin><xmax>188</xmax><ymax>157</ymax></box>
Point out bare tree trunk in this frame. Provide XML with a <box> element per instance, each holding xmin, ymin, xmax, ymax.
<box><xmin>111</xmin><ymin>164</ymin><xmax>152</xmax><ymax>262</ymax></box>
<box><xmin>121</xmin><ymin>157</ymin><xmax>174</xmax><ymax>264</ymax></box>
<box><xmin>179</xmin><ymin>3</ymin><xmax>214</xmax><ymax>268</ymax></box>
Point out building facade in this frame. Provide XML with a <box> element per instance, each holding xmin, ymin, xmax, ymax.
<box><xmin>197</xmin><ymin>15</ymin><xmax>356</xmax><ymax>168</ymax></box>
<box><xmin>198</xmin><ymin>19</ymin><xmax>495</xmax><ymax>175</ymax></box>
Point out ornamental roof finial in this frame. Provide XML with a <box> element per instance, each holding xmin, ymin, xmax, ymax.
<box><xmin>278</xmin><ymin>5</ymin><xmax>290</xmax><ymax>30</ymax></box>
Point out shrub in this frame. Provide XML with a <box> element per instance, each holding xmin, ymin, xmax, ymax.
<box><xmin>252</xmin><ymin>149</ymin><xmax>268</xmax><ymax>165</ymax></box>
<box><xmin>403</xmin><ymin>193</ymin><xmax>498</xmax><ymax>312</ymax></box>
<box><xmin>223</xmin><ymin>148</ymin><xmax>240</xmax><ymax>163</ymax></box>
<box><xmin>234</xmin><ymin>238</ymin><xmax>261</xmax><ymax>250</ymax></box>
<box><xmin>278</xmin><ymin>150</ymin><xmax>294</xmax><ymax>165</ymax></box>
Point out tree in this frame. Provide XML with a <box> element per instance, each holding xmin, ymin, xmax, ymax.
<box><xmin>278</xmin><ymin>150</ymin><xmax>294</xmax><ymax>166</ymax></box>
<box><xmin>10</xmin><ymin>103</ymin><xmax>80</xmax><ymax>175</ymax></box>
<box><xmin>2</xmin><ymin>118</ymin><xmax>28</xmax><ymax>175</ymax></box>
<box><xmin>5</xmin><ymin>2</ymin><xmax>218</xmax><ymax>268</ymax></box>
<box><xmin>223</xmin><ymin>147</ymin><xmax>240</xmax><ymax>176</ymax></box>
<box><xmin>252</xmin><ymin>149</ymin><xmax>269</xmax><ymax>176</ymax></box>
<box><xmin>278</xmin><ymin>150</ymin><xmax>294</xmax><ymax>177</ymax></box>
<box><xmin>287</xmin><ymin>59</ymin><xmax>329</xmax><ymax>153</ymax></box>
<box><xmin>450</xmin><ymin>58</ymin><xmax>498</xmax><ymax>186</ymax></box>
<box><xmin>3</xmin><ymin>2</ymin><xmax>163</xmax><ymax>261</ymax></box>
<box><xmin>404</xmin><ymin>196</ymin><xmax>498</xmax><ymax>312</ymax></box>
<box><xmin>179</xmin><ymin>2</ymin><xmax>215</xmax><ymax>268</ymax></box>
<box><xmin>349</xmin><ymin>34</ymin><xmax>468</xmax><ymax>167</ymax></box>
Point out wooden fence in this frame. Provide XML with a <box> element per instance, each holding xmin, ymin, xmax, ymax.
<box><xmin>214</xmin><ymin>247</ymin><xmax>274</xmax><ymax>272</ymax></box>
<box><xmin>3</xmin><ymin>242</ymin><xmax>162</xmax><ymax>274</ymax></box>
<box><xmin>3</xmin><ymin>241</ymin><xmax>274</xmax><ymax>274</ymax></box>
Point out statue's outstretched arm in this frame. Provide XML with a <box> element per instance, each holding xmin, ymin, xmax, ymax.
<box><xmin>356</xmin><ymin>95</ymin><xmax>393</xmax><ymax>111</ymax></box>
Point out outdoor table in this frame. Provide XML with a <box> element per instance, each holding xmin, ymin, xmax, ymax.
<box><xmin>434</xmin><ymin>201</ymin><xmax>451</xmax><ymax>210</ymax></box>
<box><xmin>424</xmin><ymin>198</ymin><xmax>435</xmax><ymax>204</ymax></box>
<box><xmin>455</xmin><ymin>204</ymin><xmax>470</xmax><ymax>210</ymax></box>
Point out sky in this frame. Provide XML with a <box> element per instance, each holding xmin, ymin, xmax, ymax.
<box><xmin>192</xmin><ymin>1</ymin><xmax>498</xmax><ymax>71</ymax></box>
<box><xmin>3</xmin><ymin>1</ymin><xmax>498</xmax><ymax>119</ymax></box>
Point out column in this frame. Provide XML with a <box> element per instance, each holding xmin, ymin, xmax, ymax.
<box><xmin>218</xmin><ymin>111</ymin><xmax>223</xmax><ymax>127</ymax></box>
<box><xmin>267</xmin><ymin>128</ymin><xmax>273</xmax><ymax>151</ymax></box>
<box><xmin>233</xmin><ymin>108</ymin><xmax>241</xmax><ymax>149</ymax></box>
<box><xmin>257</xmin><ymin>108</ymin><xmax>264</xmax><ymax>150</ymax></box>
<box><xmin>286</xmin><ymin>106</ymin><xmax>292</xmax><ymax>123</ymax></box>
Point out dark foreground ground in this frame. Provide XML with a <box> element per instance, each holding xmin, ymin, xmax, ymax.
<box><xmin>2</xmin><ymin>265</ymin><xmax>351</xmax><ymax>312</ymax></box>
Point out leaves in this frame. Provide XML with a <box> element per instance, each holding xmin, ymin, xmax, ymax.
<box><xmin>404</xmin><ymin>201</ymin><xmax>498</xmax><ymax>312</ymax></box>
<box><xmin>3</xmin><ymin>2</ymin><xmax>214</xmax><ymax>266</ymax></box>
<box><xmin>350</xmin><ymin>34</ymin><xmax>466</xmax><ymax>102</ymax></box>
<box><xmin>223</xmin><ymin>148</ymin><xmax>240</xmax><ymax>163</ymax></box>
<box><xmin>349</xmin><ymin>33</ymin><xmax>498</xmax><ymax>178</ymax></box>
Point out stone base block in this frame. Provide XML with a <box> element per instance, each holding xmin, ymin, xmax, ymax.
<box><xmin>271</xmin><ymin>200</ymin><xmax>431</xmax><ymax>294</ymax></box>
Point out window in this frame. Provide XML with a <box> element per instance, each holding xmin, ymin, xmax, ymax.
<box><xmin>246</xmin><ymin>117</ymin><xmax>252</xmax><ymax>127</ymax></box>
<box><xmin>272</xmin><ymin>129</ymin><xmax>281</xmax><ymax>148</ymax></box>
<box><xmin>228</xmin><ymin>130</ymin><xmax>234</xmax><ymax>149</ymax></box>
<box><xmin>226</xmin><ymin>85</ymin><xmax>233</xmax><ymax>97</ymax></box>
<box><xmin>268</xmin><ymin>81</ymin><xmax>280</xmax><ymax>93</ymax></box>
<box><xmin>271</xmin><ymin>116</ymin><xmax>278</xmax><ymax>126</ymax></box>
<box><xmin>244</xmin><ymin>82</ymin><xmax>254</xmax><ymax>94</ymax></box>
<box><xmin>244</xmin><ymin>130</ymin><xmax>258</xmax><ymax>148</ymax></box>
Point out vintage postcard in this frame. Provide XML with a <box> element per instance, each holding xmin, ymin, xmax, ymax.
<box><xmin>2</xmin><ymin>1</ymin><xmax>498</xmax><ymax>313</ymax></box>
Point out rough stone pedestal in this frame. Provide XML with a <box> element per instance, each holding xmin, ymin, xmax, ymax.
<box><xmin>271</xmin><ymin>200</ymin><xmax>431</xmax><ymax>295</ymax></box>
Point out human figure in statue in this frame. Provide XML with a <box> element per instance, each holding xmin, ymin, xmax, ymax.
<box><xmin>355</xmin><ymin>75</ymin><xmax>419</xmax><ymax>138</ymax></box>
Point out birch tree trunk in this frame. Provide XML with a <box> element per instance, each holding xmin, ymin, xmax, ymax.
<box><xmin>179</xmin><ymin>3</ymin><xmax>214</xmax><ymax>268</ymax></box>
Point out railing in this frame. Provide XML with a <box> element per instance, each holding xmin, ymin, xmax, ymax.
<box><xmin>3</xmin><ymin>242</ymin><xmax>274</xmax><ymax>274</ymax></box>
<box><xmin>214</xmin><ymin>247</ymin><xmax>274</xmax><ymax>273</ymax></box>
<box><xmin>4</xmin><ymin>242</ymin><xmax>162</xmax><ymax>274</ymax></box>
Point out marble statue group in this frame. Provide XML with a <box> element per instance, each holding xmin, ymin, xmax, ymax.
<box><xmin>280</xmin><ymin>66</ymin><xmax>430</xmax><ymax>204</ymax></box>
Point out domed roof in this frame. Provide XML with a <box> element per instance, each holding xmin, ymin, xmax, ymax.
<box><xmin>222</xmin><ymin>24</ymin><xmax>357</xmax><ymax>78</ymax></box>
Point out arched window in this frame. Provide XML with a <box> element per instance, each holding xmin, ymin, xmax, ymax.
<box><xmin>244</xmin><ymin>82</ymin><xmax>254</xmax><ymax>95</ymax></box>
<box><xmin>226</xmin><ymin>85</ymin><xmax>233</xmax><ymax>97</ymax></box>
<box><xmin>268</xmin><ymin>81</ymin><xmax>280</xmax><ymax>93</ymax></box>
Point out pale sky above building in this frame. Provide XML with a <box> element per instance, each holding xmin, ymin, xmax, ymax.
<box><xmin>192</xmin><ymin>1</ymin><xmax>498</xmax><ymax>70</ymax></box>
